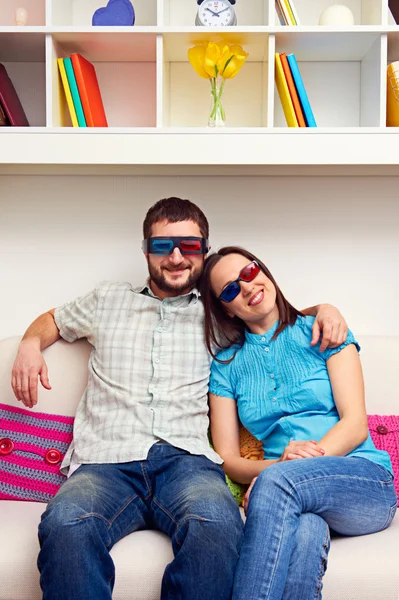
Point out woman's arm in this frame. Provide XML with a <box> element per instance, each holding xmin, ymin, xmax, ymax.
<box><xmin>209</xmin><ymin>393</ymin><xmax>276</xmax><ymax>484</ymax></box>
<box><xmin>319</xmin><ymin>344</ymin><xmax>369</xmax><ymax>456</ymax></box>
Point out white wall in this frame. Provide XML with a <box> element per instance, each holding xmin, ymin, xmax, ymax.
<box><xmin>0</xmin><ymin>174</ymin><xmax>398</xmax><ymax>337</ymax></box>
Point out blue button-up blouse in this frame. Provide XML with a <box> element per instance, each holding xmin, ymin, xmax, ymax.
<box><xmin>209</xmin><ymin>316</ymin><xmax>392</xmax><ymax>473</ymax></box>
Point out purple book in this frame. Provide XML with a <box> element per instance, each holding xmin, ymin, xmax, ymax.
<box><xmin>0</xmin><ymin>63</ymin><xmax>29</xmax><ymax>126</ymax></box>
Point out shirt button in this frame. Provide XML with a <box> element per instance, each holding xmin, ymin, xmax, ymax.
<box><xmin>153</xmin><ymin>387</ymin><xmax>158</xmax><ymax>393</ymax></box>
<box><xmin>272</xmin><ymin>397</ymin><xmax>276</xmax><ymax>402</ymax></box>
<box><xmin>261</xmin><ymin>337</ymin><xmax>266</xmax><ymax>342</ymax></box>
<box><xmin>45</xmin><ymin>448</ymin><xmax>62</xmax><ymax>465</ymax></box>
<box><xmin>155</xmin><ymin>358</ymin><xmax>160</xmax><ymax>364</ymax></box>
<box><xmin>0</xmin><ymin>438</ymin><xmax>14</xmax><ymax>455</ymax></box>
<box><xmin>270</xmin><ymin>374</ymin><xmax>275</xmax><ymax>379</ymax></box>
<box><xmin>157</xmin><ymin>327</ymin><xmax>162</xmax><ymax>333</ymax></box>
<box><xmin>265</xmin><ymin>347</ymin><xmax>269</xmax><ymax>353</ymax></box>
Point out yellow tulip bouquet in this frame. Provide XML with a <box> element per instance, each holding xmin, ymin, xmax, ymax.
<box><xmin>188</xmin><ymin>41</ymin><xmax>249</xmax><ymax>127</ymax></box>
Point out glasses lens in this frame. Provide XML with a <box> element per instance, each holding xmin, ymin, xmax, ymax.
<box><xmin>180</xmin><ymin>239</ymin><xmax>202</xmax><ymax>254</ymax></box>
<box><xmin>240</xmin><ymin>261</ymin><xmax>260</xmax><ymax>282</ymax></box>
<box><xmin>220</xmin><ymin>282</ymin><xmax>241</xmax><ymax>303</ymax></box>
<box><xmin>152</xmin><ymin>239</ymin><xmax>174</xmax><ymax>255</ymax></box>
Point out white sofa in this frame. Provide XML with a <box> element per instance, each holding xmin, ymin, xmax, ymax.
<box><xmin>0</xmin><ymin>335</ymin><xmax>398</xmax><ymax>600</ymax></box>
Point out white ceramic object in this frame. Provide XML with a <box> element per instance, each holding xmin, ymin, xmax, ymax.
<box><xmin>318</xmin><ymin>4</ymin><xmax>355</xmax><ymax>26</ymax></box>
<box><xmin>14</xmin><ymin>7</ymin><xmax>28</xmax><ymax>26</ymax></box>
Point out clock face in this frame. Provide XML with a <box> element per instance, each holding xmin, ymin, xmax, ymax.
<box><xmin>198</xmin><ymin>1</ymin><xmax>234</xmax><ymax>26</ymax></box>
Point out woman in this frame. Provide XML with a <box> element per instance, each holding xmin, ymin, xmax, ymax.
<box><xmin>200</xmin><ymin>246</ymin><xmax>397</xmax><ymax>600</ymax></box>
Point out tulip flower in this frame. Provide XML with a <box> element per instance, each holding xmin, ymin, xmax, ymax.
<box><xmin>187</xmin><ymin>41</ymin><xmax>249</xmax><ymax>126</ymax></box>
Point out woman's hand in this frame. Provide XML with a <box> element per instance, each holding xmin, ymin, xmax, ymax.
<box><xmin>244</xmin><ymin>476</ymin><xmax>258</xmax><ymax>515</ymax></box>
<box><xmin>278</xmin><ymin>440</ymin><xmax>325</xmax><ymax>462</ymax></box>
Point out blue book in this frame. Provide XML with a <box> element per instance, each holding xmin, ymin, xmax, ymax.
<box><xmin>287</xmin><ymin>54</ymin><xmax>317</xmax><ymax>127</ymax></box>
<box><xmin>64</xmin><ymin>57</ymin><xmax>87</xmax><ymax>127</ymax></box>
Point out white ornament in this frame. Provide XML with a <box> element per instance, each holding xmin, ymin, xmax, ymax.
<box><xmin>318</xmin><ymin>4</ymin><xmax>355</xmax><ymax>26</ymax></box>
<box><xmin>14</xmin><ymin>7</ymin><xmax>28</xmax><ymax>26</ymax></box>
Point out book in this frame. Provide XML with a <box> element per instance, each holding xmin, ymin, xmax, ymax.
<box><xmin>0</xmin><ymin>101</ymin><xmax>9</xmax><ymax>126</ymax></box>
<box><xmin>283</xmin><ymin>0</ymin><xmax>297</xmax><ymax>25</ymax></box>
<box><xmin>0</xmin><ymin>63</ymin><xmax>29</xmax><ymax>126</ymax></box>
<box><xmin>275</xmin><ymin>53</ymin><xmax>298</xmax><ymax>127</ymax></box>
<box><xmin>387</xmin><ymin>61</ymin><xmax>399</xmax><ymax>127</ymax></box>
<box><xmin>57</xmin><ymin>58</ymin><xmax>79</xmax><ymax>127</ymax></box>
<box><xmin>70</xmin><ymin>54</ymin><xmax>108</xmax><ymax>127</ymax></box>
<box><xmin>280</xmin><ymin>53</ymin><xmax>306</xmax><ymax>127</ymax></box>
<box><xmin>275</xmin><ymin>0</ymin><xmax>286</xmax><ymax>25</ymax></box>
<box><xmin>286</xmin><ymin>0</ymin><xmax>300</xmax><ymax>25</ymax></box>
<box><xmin>64</xmin><ymin>57</ymin><xmax>87</xmax><ymax>127</ymax></box>
<box><xmin>286</xmin><ymin>53</ymin><xmax>317</xmax><ymax>127</ymax></box>
<box><xmin>276</xmin><ymin>0</ymin><xmax>292</xmax><ymax>25</ymax></box>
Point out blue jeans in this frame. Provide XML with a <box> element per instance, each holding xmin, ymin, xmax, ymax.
<box><xmin>232</xmin><ymin>456</ymin><xmax>397</xmax><ymax>600</ymax></box>
<box><xmin>38</xmin><ymin>442</ymin><xmax>244</xmax><ymax>600</ymax></box>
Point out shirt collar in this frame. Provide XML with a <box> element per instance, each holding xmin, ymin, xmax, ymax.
<box><xmin>245</xmin><ymin>319</ymin><xmax>279</xmax><ymax>345</ymax></box>
<box><xmin>133</xmin><ymin>280</ymin><xmax>200</xmax><ymax>303</ymax></box>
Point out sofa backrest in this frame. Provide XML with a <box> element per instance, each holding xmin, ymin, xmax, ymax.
<box><xmin>0</xmin><ymin>335</ymin><xmax>397</xmax><ymax>417</ymax></box>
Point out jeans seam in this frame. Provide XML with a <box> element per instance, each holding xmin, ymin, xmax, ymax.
<box><xmin>381</xmin><ymin>503</ymin><xmax>398</xmax><ymax>530</ymax></box>
<box><xmin>77</xmin><ymin>492</ymin><xmax>140</xmax><ymax>530</ymax></box>
<box><xmin>293</xmin><ymin>474</ymin><xmax>393</xmax><ymax>487</ymax></box>
<box><xmin>314</xmin><ymin>523</ymin><xmax>329</xmax><ymax>600</ymax></box>
<box><xmin>140</xmin><ymin>463</ymin><xmax>153</xmax><ymax>498</ymax></box>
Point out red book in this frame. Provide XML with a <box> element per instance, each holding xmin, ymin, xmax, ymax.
<box><xmin>0</xmin><ymin>63</ymin><xmax>29</xmax><ymax>126</ymax></box>
<box><xmin>279</xmin><ymin>53</ymin><xmax>306</xmax><ymax>128</ymax></box>
<box><xmin>70</xmin><ymin>54</ymin><xmax>108</xmax><ymax>127</ymax></box>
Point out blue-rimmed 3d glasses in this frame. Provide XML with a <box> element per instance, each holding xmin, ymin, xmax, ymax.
<box><xmin>142</xmin><ymin>236</ymin><xmax>209</xmax><ymax>256</ymax></box>
<box><xmin>219</xmin><ymin>261</ymin><xmax>261</xmax><ymax>303</ymax></box>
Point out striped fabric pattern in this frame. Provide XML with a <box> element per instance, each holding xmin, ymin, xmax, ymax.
<box><xmin>0</xmin><ymin>403</ymin><xmax>74</xmax><ymax>502</ymax></box>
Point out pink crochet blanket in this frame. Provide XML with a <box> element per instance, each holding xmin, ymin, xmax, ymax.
<box><xmin>368</xmin><ymin>414</ymin><xmax>399</xmax><ymax>503</ymax></box>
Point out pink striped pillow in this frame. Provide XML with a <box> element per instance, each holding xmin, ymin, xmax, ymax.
<box><xmin>0</xmin><ymin>403</ymin><xmax>74</xmax><ymax>502</ymax></box>
<box><xmin>368</xmin><ymin>414</ymin><xmax>399</xmax><ymax>502</ymax></box>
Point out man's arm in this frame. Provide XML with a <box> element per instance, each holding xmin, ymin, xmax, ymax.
<box><xmin>11</xmin><ymin>309</ymin><xmax>60</xmax><ymax>408</ymax></box>
<box><xmin>301</xmin><ymin>303</ymin><xmax>348</xmax><ymax>352</ymax></box>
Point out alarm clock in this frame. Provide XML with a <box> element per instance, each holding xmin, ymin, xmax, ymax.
<box><xmin>195</xmin><ymin>0</ymin><xmax>237</xmax><ymax>26</ymax></box>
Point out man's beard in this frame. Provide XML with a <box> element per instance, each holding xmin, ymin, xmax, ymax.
<box><xmin>148</xmin><ymin>262</ymin><xmax>201</xmax><ymax>294</ymax></box>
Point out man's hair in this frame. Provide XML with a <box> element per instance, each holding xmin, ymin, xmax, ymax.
<box><xmin>143</xmin><ymin>197</ymin><xmax>209</xmax><ymax>240</ymax></box>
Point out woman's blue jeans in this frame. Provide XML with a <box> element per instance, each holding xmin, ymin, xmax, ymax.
<box><xmin>38</xmin><ymin>442</ymin><xmax>244</xmax><ymax>600</ymax></box>
<box><xmin>232</xmin><ymin>456</ymin><xmax>397</xmax><ymax>600</ymax></box>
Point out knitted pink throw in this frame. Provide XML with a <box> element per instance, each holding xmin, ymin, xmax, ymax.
<box><xmin>368</xmin><ymin>414</ymin><xmax>399</xmax><ymax>502</ymax></box>
<box><xmin>0</xmin><ymin>403</ymin><xmax>74</xmax><ymax>502</ymax></box>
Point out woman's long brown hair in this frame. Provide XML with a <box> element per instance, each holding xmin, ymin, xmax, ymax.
<box><xmin>199</xmin><ymin>246</ymin><xmax>304</xmax><ymax>362</ymax></box>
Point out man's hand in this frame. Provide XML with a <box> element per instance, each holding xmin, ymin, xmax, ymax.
<box><xmin>11</xmin><ymin>339</ymin><xmax>51</xmax><ymax>408</ymax></box>
<box><xmin>278</xmin><ymin>440</ymin><xmax>325</xmax><ymax>462</ymax></box>
<box><xmin>311</xmin><ymin>304</ymin><xmax>348</xmax><ymax>352</ymax></box>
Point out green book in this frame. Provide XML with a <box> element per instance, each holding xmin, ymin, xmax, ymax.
<box><xmin>64</xmin><ymin>57</ymin><xmax>87</xmax><ymax>127</ymax></box>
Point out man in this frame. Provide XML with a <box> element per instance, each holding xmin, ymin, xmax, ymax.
<box><xmin>11</xmin><ymin>197</ymin><xmax>348</xmax><ymax>600</ymax></box>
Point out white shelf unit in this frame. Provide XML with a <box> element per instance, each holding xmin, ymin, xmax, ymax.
<box><xmin>0</xmin><ymin>0</ymin><xmax>399</xmax><ymax>166</ymax></box>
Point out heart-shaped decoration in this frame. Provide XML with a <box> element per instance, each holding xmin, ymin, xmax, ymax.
<box><xmin>92</xmin><ymin>0</ymin><xmax>135</xmax><ymax>26</ymax></box>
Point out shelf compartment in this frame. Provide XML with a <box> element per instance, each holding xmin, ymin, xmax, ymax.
<box><xmin>273</xmin><ymin>32</ymin><xmax>385</xmax><ymax>127</ymax></box>
<box><xmin>0</xmin><ymin>0</ymin><xmax>45</xmax><ymax>26</ymax></box>
<box><xmin>161</xmin><ymin>0</ymin><xmax>271</xmax><ymax>26</ymax></box>
<box><xmin>0</xmin><ymin>32</ymin><xmax>46</xmax><ymax>126</ymax></box>
<box><xmin>51</xmin><ymin>32</ymin><xmax>156</xmax><ymax>127</ymax></box>
<box><xmin>273</xmin><ymin>0</ymin><xmax>387</xmax><ymax>27</ymax></box>
<box><xmin>160</xmin><ymin>32</ymin><xmax>269</xmax><ymax>127</ymax></box>
<box><xmin>50</xmin><ymin>0</ymin><xmax>157</xmax><ymax>26</ymax></box>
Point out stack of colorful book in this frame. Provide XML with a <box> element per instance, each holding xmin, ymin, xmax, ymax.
<box><xmin>275</xmin><ymin>0</ymin><xmax>300</xmax><ymax>25</ymax></box>
<box><xmin>0</xmin><ymin>63</ymin><xmax>29</xmax><ymax>126</ymax></box>
<box><xmin>58</xmin><ymin>54</ymin><xmax>108</xmax><ymax>127</ymax></box>
<box><xmin>275</xmin><ymin>53</ymin><xmax>316</xmax><ymax>128</ymax></box>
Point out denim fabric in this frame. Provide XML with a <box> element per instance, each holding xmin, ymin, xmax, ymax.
<box><xmin>232</xmin><ymin>456</ymin><xmax>397</xmax><ymax>600</ymax></box>
<box><xmin>38</xmin><ymin>443</ymin><xmax>244</xmax><ymax>600</ymax></box>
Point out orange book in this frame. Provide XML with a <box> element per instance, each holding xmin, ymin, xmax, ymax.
<box><xmin>70</xmin><ymin>54</ymin><xmax>108</xmax><ymax>127</ymax></box>
<box><xmin>280</xmin><ymin>53</ymin><xmax>306</xmax><ymax>127</ymax></box>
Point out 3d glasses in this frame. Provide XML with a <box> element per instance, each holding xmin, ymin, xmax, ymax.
<box><xmin>142</xmin><ymin>236</ymin><xmax>209</xmax><ymax>256</ymax></box>
<box><xmin>219</xmin><ymin>260</ymin><xmax>261</xmax><ymax>303</ymax></box>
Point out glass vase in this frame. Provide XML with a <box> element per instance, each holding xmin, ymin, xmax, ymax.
<box><xmin>208</xmin><ymin>77</ymin><xmax>226</xmax><ymax>127</ymax></box>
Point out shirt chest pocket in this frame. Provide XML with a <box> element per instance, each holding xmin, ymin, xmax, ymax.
<box><xmin>282</xmin><ymin>380</ymin><xmax>333</xmax><ymax>414</ymax></box>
